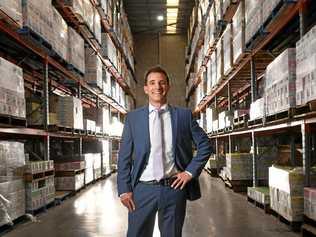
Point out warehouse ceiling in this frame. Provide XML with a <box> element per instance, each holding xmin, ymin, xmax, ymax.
<box><xmin>123</xmin><ymin>0</ymin><xmax>195</xmax><ymax>35</ymax></box>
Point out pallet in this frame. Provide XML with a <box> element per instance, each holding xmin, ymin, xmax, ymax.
<box><xmin>55</xmin><ymin>168</ymin><xmax>85</xmax><ymax>177</ymax></box>
<box><xmin>18</xmin><ymin>26</ymin><xmax>53</xmax><ymax>51</ymax></box>
<box><xmin>0</xmin><ymin>114</ymin><xmax>26</xmax><ymax>127</ymax></box>
<box><xmin>247</xmin><ymin>196</ymin><xmax>271</xmax><ymax>214</ymax></box>
<box><xmin>47</xmin><ymin>125</ymin><xmax>73</xmax><ymax>133</ymax></box>
<box><xmin>24</xmin><ymin>170</ymin><xmax>55</xmax><ymax>182</ymax></box>
<box><xmin>265</xmin><ymin>108</ymin><xmax>294</xmax><ymax>123</ymax></box>
<box><xmin>54</xmin><ymin>191</ymin><xmax>73</xmax><ymax>205</ymax></box>
<box><xmin>294</xmin><ymin>100</ymin><xmax>316</xmax><ymax>118</ymax></box>
<box><xmin>247</xmin><ymin>117</ymin><xmax>263</xmax><ymax>127</ymax></box>
<box><xmin>269</xmin><ymin>208</ymin><xmax>302</xmax><ymax>232</ymax></box>
<box><xmin>302</xmin><ymin>215</ymin><xmax>316</xmax><ymax>237</ymax></box>
<box><xmin>26</xmin><ymin>200</ymin><xmax>56</xmax><ymax>216</ymax></box>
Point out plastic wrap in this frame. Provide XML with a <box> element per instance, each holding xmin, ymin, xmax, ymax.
<box><xmin>22</xmin><ymin>0</ymin><xmax>54</xmax><ymax>47</ymax></box>
<box><xmin>93</xmin><ymin>153</ymin><xmax>102</xmax><ymax>180</ymax></box>
<box><xmin>265</xmin><ymin>48</ymin><xmax>296</xmax><ymax>116</ymax></box>
<box><xmin>304</xmin><ymin>187</ymin><xmax>316</xmax><ymax>221</ymax></box>
<box><xmin>232</xmin><ymin>0</ymin><xmax>245</xmax><ymax>64</ymax></box>
<box><xmin>296</xmin><ymin>25</ymin><xmax>316</xmax><ymax>105</ymax></box>
<box><xmin>244</xmin><ymin>0</ymin><xmax>262</xmax><ymax>45</ymax></box>
<box><xmin>57</xmin><ymin>96</ymin><xmax>83</xmax><ymax>129</ymax></box>
<box><xmin>223</xmin><ymin>23</ymin><xmax>233</xmax><ymax>75</ymax></box>
<box><xmin>218</xmin><ymin>111</ymin><xmax>232</xmax><ymax>130</ymax></box>
<box><xmin>0</xmin><ymin>177</ymin><xmax>25</xmax><ymax>226</ymax></box>
<box><xmin>249</xmin><ymin>98</ymin><xmax>264</xmax><ymax>120</ymax></box>
<box><xmin>85</xmin><ymin>47</ymin><xmax>103</xmax><ymax>90</ymax></box>
<box><xmin>52</xmin><ymin>8</ymin><xmax>68</xmax><ymax>62</ymax></box>
<box><xmin>216</xmin><ymin>38</ymin><xmax>224</xmax><ymax>85</ymax></box>
<box><xmin>68</xmin><ymin>27</ymin><xmax>85</xmax><ymax>74</ymax></box>
<box><xmin>94</xmin><ymin>8</ymin><xmax>101</xmax><ymax>45</ymax></box>
<box><xmin>0</xmin><ymin>142</ymin><xmax>25</xmax><ymax>177</ymax></box>
<box><xmin>84</xmin><ymin>154</ymin><xmax>94</xmax><ymax>184</ymax></box>
<box><xmin>0</xmin><ymin>0</ymin><xmax>22</xmax><ymax>27</ymax></box>
<box><xmin>0</xmin><ymin>57</ymin><xmax>25</xmax><ymax>118</ymax></box>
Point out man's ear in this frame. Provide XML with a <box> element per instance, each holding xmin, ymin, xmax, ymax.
<box><xmin>144</xmin><ymin>85</ymin><xmax>149</xmax><ymax>95</ymax></box>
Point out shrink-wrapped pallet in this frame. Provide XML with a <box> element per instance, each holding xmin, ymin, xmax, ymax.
<box><xmin>85</xmin><ymin>47</ymin><xmax>103</xmax><ymax>90</ymax></box>
<box><xmin>210</xmin><ymin>51</ymin><xmax>218</xmax><ymax>88</ymax></box>
<box><xmin>218</xmin><ymin>111</ymin><xmax>232</xmax><ymax>129</ymax></box>
<box><xmin>52</xmin><ymin>8</ymin><xmax>68</xmax><ymax>62</ymax></box>
<box><xmin>223</xmin><ymin>23</ymin><xmax>233</xmax><ymax>75</ymax></box>
<box><xmin>24</xmin><ymin>160</ymin><xmax>54</xmax><ymax>173</ymax></box>
<box><xmin>93</xmin><ymin>153</ymin><xmax>102</xmax><ymax>180</ymax></box>
<box><xmin>296</xmin><ymin>25</ymin><xmax>316</xmax><ymax>105</ymax></box>
<box><xmin>21</xmin><ymin>0</ymin><xmax>54</xmax><ymax>47</ymax></box>
<box><xmin>216</xmin><ymin>39</ymin><xmax>224</xmax><ymax>84</ymax></box>
<box><xmin>304</xmin><ymin>187</ymin><xmax>316</xmax><ymax>221</ymax></box>
<box><xmin>57</xmin><ymin>96</ymin><xmax>83</xmax><ymax>129</ymax></box>
<box><xmin>268</xmin><ymin>166</ymin><xmax>316</xmax><ymax>222</ymax></box>
<box><xmin>0</xmin><ymin>57</ymin><xmax>25</xmax><ymax>118</ymax></box>
<box><xmin>206</xmin><ymin>107</ymin><xmax>218</xmax><ymax>133</ymax></box>
<box><xmin>94</xmin><ymin>8</ymin><xmax>101</xmax><ymax>45</ymax></box>
<box><xmin>68</xmin><ymin>27</ymin><xmax>85</xmax><ymax>74</ymax></box>
<box><xmin>101</xmin><ymin>33</ymin><xmax>117</xmax><ymax>69</ymax></box>
<box><xmin>83</xmin><ymin>119</ymin><xmax>96</xmax><ymax>132</ymax></box>
<box><xmin>0</xmin><ymin>142</ymin><xmax>25</xmax><ymax>177</ymax></box>
<box><xmin>84</xmin><ymin>154</ymin><xmax>94</xmax><ymax>184</ymax></box>
<box><xmin>0</xmin><ymin>0</ymin><xmax>22</xmax><ymax>27</ymax></box>
<box><xmin>249</xmin><ymin>98</ymin><xmax>264</xmax><ymax>120</ymax></box>
<box><xmin>204</xmin><ymin>5</ymin><xmax>217</xmax><ymax>55</ymax></box>
<box><xmin>226</xmin><ymin>153</ymin><xmax>253</xmax><ymax>180</ymax></box>
<box><xmin>55</xmin><ymin>173</ymin><xmax>84</xmax><ymax>191</ymax></box>
<box><xmin>0</xmin><ymin>177</ymin><xmax>25</xmax><ymax>226</ymax></box>
<box><xmin>83</xmin><ymin>106</ymin><xmax>109</xmax><ymax>134</ymax></box>
<box><xmin>265</xmin><ymin>48</ymin><xmax>296</xmax><ymax>116</ymax></box>
<box><xmin>102</xmin><ymin>140</ymin><xmax>111</xmax><ymax>175</ymax></box>
<box><xmin>82</xmin><ymin>0</ymin><xmax>94</xmax><ymax>33</ymax></box>
<box><xmin>232</xmin><ymin>0</ymin><xmax>245</xmax><ymax>64</ymax></box>
<box><xmin>245</xmin><ymin>0</ymin><xmax>262</xmax><ymax>46</ymax></box>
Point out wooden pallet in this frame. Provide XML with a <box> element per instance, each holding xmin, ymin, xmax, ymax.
<box><xmin>0</xmin><ymin>114</ymin><xmax>26</xmax><ymax>127</ymax></box>
<box><xmin>24</xmin><ymin>170</ymin><xmax>55</xmax><ymax>182</ymax></box>
<box><xmin>55</xmin><ymin>168</ymin><xmax>85</xmax><ymax>177</ymax></box>
<box><xmin>265</xmin><ymin>108</ymin><xmax>294</xmax><ymax>123</ymax></box>
<box><xmin>269</xmin><ymin>208</ymin><xmax>302</xmax><ymax>232</ymax></box>
<box><xmin>302</xmin><ymin>215</ymin><xmax>316</xmax><ymax>237</ymax></box>
<box><xmin>247</xmin><ymin>196</ymin><xmax>271</xmax><ymax>214</ymax></box>
<box><xmin>248</xmin><ymin>118</ymin><xmax>263</xmax><ymax>127</ymax></box>
<box><xmin>294</xmin><ymin>100</ymin><xmax>316</xmax><ymax>118</ymax></box>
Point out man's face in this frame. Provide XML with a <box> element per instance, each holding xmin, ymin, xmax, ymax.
<box><xmin>144</xmin><ymin>72</ymin><xmax>170</xmax><ymax>106</ymax></box>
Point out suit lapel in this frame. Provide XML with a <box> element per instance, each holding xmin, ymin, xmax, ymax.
<box><xmin>169</xmin><ymin>105</ymin><xmax>178</xmax><ymax>156</ymax></box>
<box><xmin>140</xmin><ymin>106</ymin><xmax>150</xmax><ymax>151</ymax></box>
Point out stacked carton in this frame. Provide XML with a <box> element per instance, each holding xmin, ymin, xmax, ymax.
<box><xmin>269</xmin><ymin>166</ymin><xmax>316</xmax><ymax>222</ymax></box>
<box><xmin>0</xmin><ymin>177</ymin><xmax>25</xmax><ymax>227</ymax></box>
<box><xmin>82</xmin><ymin>0</ymin><xmax>94</xmax><ymax>34</ymax></box>
<box><xmin>0</xmin><ymin>0</ymin><xmax>23</xmax><ymax>27</ymax></box>
<box><xmin>296</xmin><ymin>25</ymin><xmax>316</xmax><ymax>106</ymax></box>
<box><xmin>249</xmin><ymin>98</ymin><xmax>264</xmax><ymax>120</ymax></box>
<box><xmin>84</xmin><ymin>154</ymin><xmax>94</xmax><ymax>184</ymax></box>
<box><xmin>85</xmin><ymin>47</ymin><xmax>103</xmax><ymax>90</ymax></box>
<box><xmin>216</xmin><ymin>38</ymin><xmax>224</xmax><ymax>85</ymax></box>
<box><xmin>304</xmin><ymin>187</ymin><xmax>316</xmax><ymax>221</ymax></box>
<box><xmin>223</xmin><ymin>23</ymin><xmax>233</xmax><ymax>75</ymax></box>
<box><xmin>0</xmin><ymin>142</ymin><xmax>25</xmax><ymax>177</ymax></box>
<box><xmin>93</xmin><ymin>153</ymin><xmax>102</xmax><ymax>180</ymax></box>
<box><xmin>83</xmin><ymin>119</ymin><xmax>96</xmax><ymax>132</ymax></box>
<box><xmin>0</xmin><ymin>58</ymin><xmax>25</xmax><ymax>118</ymax></box>
<box><xmin>206</xmin><ymin>107</ymin><xmax>218</xmax><ymax>133</ymax></box>
<box><xmin>218</xmin><ymin>111</ymin><xmax>233</xmax><ymax>130</ymax></box>
<box><xmin>210</xmin><ymin>51</ymin><xmax>218</xmax><ymax>88</ymax></box>
<box><xmin>247</xmin><ymin>186</ymin><xmax>270</xmax><ymax>204</ymax></box>
<box><xmin>52</xmin><ymin>8</ymin><xmax>68</xmax><ymax>62</ymax></box>
<box><xmin>94</xmin><ymin>8</ymin><xmax>101</xmax><ymax>45</ymax></box>
<box><xmin>232</xmin><ymin>0</ymin><xmax>245</xmax><ymax>64</ymax></box>
<box><xmin>68</xmin><ymin>27</ymin><xmax>85</xmax><ymax>74</ymax></box>
<box><xmin>244</xmin><ymin>0</ymin><xmax>262</xmax><ymax>46</ymax></box>
<box><xmin>265</xmin><ymin>48</ymin><xmax>296</xmax><ymax>116</ymax></box>
<box><xmin>101</xmin><ymin>140</ymin><xmax>111</xmax><ymax>175</ymax></box>
<box><xmin>57</xmin><ymin>96</ymin><xmax>83</xmax><ymax>129</ymax></box>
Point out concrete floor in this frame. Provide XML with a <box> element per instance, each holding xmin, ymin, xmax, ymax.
<box><xmin>3</xmin><ymin>172</ymin><xmax>299</xmax><ymax>237</ymax></box>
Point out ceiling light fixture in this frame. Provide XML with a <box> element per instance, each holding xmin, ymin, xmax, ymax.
<box><xmin>157</xmin><ymin>15</ymin><xmax>164</xmax><ymax>21</ymax></box>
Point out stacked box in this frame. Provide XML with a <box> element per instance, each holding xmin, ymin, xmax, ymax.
<box><xmin>304</xmin><ymin>187</ymin><xmax>316</xmax><ymax>221</ymax></box>
<box><xmin>24</xmin><ymin>160</ymin><xmax>54</xmax><ymax>173</ymax></box>
<box><xmin>68</xmin><ymin>27</ymin><xmax>85</xmax><ymax>74</ymax></box>
<box><xmin>206</xmin><ymin>107</ymin><xmax>218</xmax><ymax>133</ymax></box>
<box><xmin>93</xmin><ymin>153</ymin><xmax>102</xmax><ymax>180</ymax></box>
<box><xmin>0</xmin><ymin>0</ymin><xmax>23</xmax><ymax>27</ymax></box>
<box><xmin>204</xmin><ymin>5</ymin><xmax>217</xmax><ymax>55</ymax></box>
<box><xmin>210</xmin><ymin>51</ymin><xmax>218</xmax><ymax>88</ymax></box>
<box><xmin>0</xmin><ymin>57</ymin><xmax>25</xmax><ymax>118</ymax></box>
<box><xmin>216</xmin><ymin>38</ymin><xmax>224</xmax><ymax>84</ymax></box>
<box><xmin>83</xmin><ymin>106</ymin><xmax>110</xmax><ymax>134</ymax></box>
<box><xmin>54</xmin><ymin>161</ymin><xmax>85</xmax><ymax>171</ymax></box>
<box><xmin>101</xmin><ymin>140</ymin><xmax>111</xmax><ymax>175</ymax></box>
<box><xmin>223</xmin><ymin>23</ymin><xmax>233</xmax><ymax>75</ymax></box>
<box><xmin>234</xmin><ymin>109</ymin><xmax>249</xmax><ymax>118</ymax></box>
<box><xmin>232</xmin><ymin>0</ymin><xmax>245</xmax><ymax>64</ymax></box>
<box><xmin>0</xmin><ymin>142</ymin><xmax>25</xmax><ymax>177</ymax></box>
<box><xmin>245</xmin><ymin>0</ymin><xmax>262</xmax><ymax>46</ymax></box>
<box><xmin>0</xmin><ymin>177</ymin><xmax>25</xmax><ymax>226</ymax></box>
<box><xmin>101</xmin><ymin>33</ymin><xmax>117</xmax><ymax>69</ymax></box>
<box><xmin>218</xmin><ymin>111</ymin><xmax>233</xmax><ymax>129</ymax></box>
<box><xmin>82</xmin><ymin>0</ymin><xmax>94</xmax><ymax>33</ymax></box>
<box><xmin>57</xmin><ymin>96</ymin><xmax>83</xmax><ymax>129</ymax></box>
<box><xmin>83</xmin><ymin>119</ymin><xmax>96</xmax><ymax>132</ymax></box>
<box><xmin>63</xmin><ymin>0</ymin><xmax>84</xmax><ymax>20</ymax></box>
<box><xmin>55</xmin><ymin>173</ymin><xmax>84</xmax><ymax>191</ymax></box>
<box><xmin>52</xmin><ymin>8</ymin><xmax>68</xmax><ymax>62</ymax></box>
<box><xmin>265</xmin><ymin>48</ymin><xmax>296</xmax><ymax>116</ymax></box>
<box><xmin>249</xmin><ymin>98</ymin><xmax>264</xmax><ymax>120</ymax></box>
<box><xmin>214</xmin><ymin>0</ymin><xmax>223</xmax><ymax>26</ymax></box>
<box><xmin>85</xmin><ymin>47</ymin><xmax>103</xmax><ymax>90</ymax></box>
<box><xmin>296</xmin><ymin>25</ymin><xmax>316</xmax><ymax>105</ymax></box>
<box><xmin>247</xmin><ymin>186</ymin><xmax>270</xmax><ymax>204</ymax></box>
<box><xmin>226</xmin><ymin>153</ymin><xmax>253</xmax><ymax>180</ymax></box>
<box><xmin>94</xmin><ymin>8</ymin><xmax>101</xmax><ymax>45</ymax></box>
<box><xmin>84</xmin><ymin>154</ymin><xmax>94</xmax><ymax>184</ymax></box>
<box><xmin>269</xmin><ymin>166</ymin><xmax>313</xmax><ymax>222</ymax></box>
<box><xmin>22</xmin><ymin>0</ymin><xmax>54</xmax><ymax>47</ymax></box>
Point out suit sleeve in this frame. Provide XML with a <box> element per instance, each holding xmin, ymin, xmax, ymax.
<box><xmin>185</xmin><ymin>111</ymin><xmax>213</xmax><ymax>178</ymax></box>
<box><xmin>117</xmin><ymin>114</ymin><xmax>134</xmax><ymax>196</ymax></box>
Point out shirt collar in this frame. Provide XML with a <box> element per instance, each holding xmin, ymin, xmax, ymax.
<box><xmin>149</xmin><ymin>103</ymin><xmax>168</xmax><ymax>113</ymax></box>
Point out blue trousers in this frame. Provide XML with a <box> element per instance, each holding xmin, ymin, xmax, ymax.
<box><xmin>127</xmin><ymin>182</ymin><xmax>187</xmax><ymax>237</ymax></box>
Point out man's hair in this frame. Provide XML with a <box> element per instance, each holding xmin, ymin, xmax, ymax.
<box><xmin>144</xmin><ymin>65</ymin><xmax>170</xmax><ymax>85</ymax></box>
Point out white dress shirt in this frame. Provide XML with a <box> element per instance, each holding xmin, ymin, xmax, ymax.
<box><xmin>140</xmin><ymin>103</ymin><xmax>179</xmax><ymax>181</ymax></box>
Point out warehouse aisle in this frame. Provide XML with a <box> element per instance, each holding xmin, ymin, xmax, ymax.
<box><xmin>4</xmin><ymin>173</ymin><xmax>299</xmax><ymax>237</ymax></box>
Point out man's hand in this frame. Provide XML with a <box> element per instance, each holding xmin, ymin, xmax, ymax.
<box><xmin>171</xmin><ymin>172</ymin><xmax>192</xmax><ymax>190</ymax></box>
<box><xmin>120</xmin><ymin>192</ymin><xmax>136</xmax><ymax>212</ymax></box>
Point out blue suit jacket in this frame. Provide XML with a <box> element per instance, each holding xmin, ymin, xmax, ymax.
<box><xmin>117</xmin><ymin>105</ymin><xmax>212</xmax><ymax>201</ymax></box>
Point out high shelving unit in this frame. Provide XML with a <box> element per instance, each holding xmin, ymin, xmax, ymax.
<box><xmin>185</xmin><ymin>0</ymin><xmax>316</xmax><ymax>230</ymax></box>
<box><xmin>0</xmin><ymin>0</ymin><xmax>134</xmax><ymax>217</ymax></box>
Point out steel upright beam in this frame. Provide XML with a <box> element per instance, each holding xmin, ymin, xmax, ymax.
<box><xmin>302</xmin><ymin>123</ymin><xmax>312</xmax><ymax>186</ymax></box>
<box><xmin>250</xmin><ymin>57</ymin><xmax>257</xmax><ymax>103</ymax></box>
<box><xmin>290</xmin><ymin>135</ymin><xmax>296</xmax><ymax>166</ymax></box>
<box><xmin>228</xmin><ymin>83</ymin><xmax>232</xmax><ymax>111</ymax></box>
<box><xmin>252</xmin><ymin>131</ymin><xmax>258</xmax><ymax>187</ymax></box>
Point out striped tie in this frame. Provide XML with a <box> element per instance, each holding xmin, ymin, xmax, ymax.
<box><xmin>152</xmin><ymin>108</ymin><xmax>164</xmax><ymax>181</ymax></box>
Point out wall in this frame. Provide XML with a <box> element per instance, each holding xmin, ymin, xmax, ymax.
<box><xmin>134</xmin><ymin>33</ymin><xmax>187</xmax><ymax>108</ymax></box>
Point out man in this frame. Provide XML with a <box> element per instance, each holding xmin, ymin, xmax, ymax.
<box><xmin>117</xmin><ymin>65</ymin><xmax>212</xmax><ymax>237</ymax></box>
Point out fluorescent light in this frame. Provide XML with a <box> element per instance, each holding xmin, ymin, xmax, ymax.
<box><xmin>167</xmin><ymin>0</ymin><xmax>179</xmax><ymax>7</ymax></box>
<box><xmin>157</xmin><ymin>15</ymin><xmax>164</xmax><ymax>21</ymax></box>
